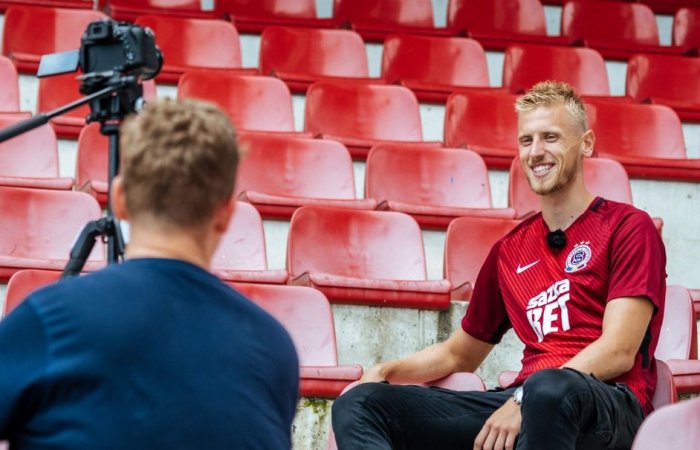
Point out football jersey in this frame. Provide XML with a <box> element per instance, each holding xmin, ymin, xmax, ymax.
<box><xmin>462</xmin><ymin>197</ymin><xmax>666</xmax><ymax>414</ymax></box>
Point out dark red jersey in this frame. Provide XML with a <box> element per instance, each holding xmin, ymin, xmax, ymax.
<box><xmin>462</xmin><ymin>197</ymin><xmax>666</xmax><ymax>414</ymax></box>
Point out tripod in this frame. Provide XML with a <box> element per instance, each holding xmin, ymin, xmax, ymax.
<box><xmin>0</xmin><ymin>74</ymin><xmax>145</xmax><ymax>278</ymax></box>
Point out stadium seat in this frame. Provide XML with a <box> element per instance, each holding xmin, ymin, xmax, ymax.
<box><xmin>444</xmin><ymin>216</ymin><xmax>520</xmax><ymax>300</ymax></box>
<box><xmin>637</xmin><ymin>0</ymin><xmax>700</xmax><ymax>15</ymax></box>
<box><xmin>443</xmin><ymin>91</ymin><xmax>520</xmax><ymax>169</ymax></box>
<box><xmin>220</xmin><ymin>0</ymin><xmax>334</xmax><ymax>32</ymax></box>
<box><xmin>0</xmin><ymin>186</ymin><xmax>105</xmax><ymax>281</ymax></box>
<box><xmin>3</xmin><ymin>269</ymin><xmax>62</xmax><ymax>317</ymax></box>
<box><xmin>692</xmin><ymin>289</ymin><xmax>700</xmax><ymax>316</ymax></box>
<box><xmin>178</xmin><ymin>73</ymin><xmax>297</xmax><ymax>134</ymax></box>
<box><xmin>211</xmin><ymin>201</ymin><xmax>287</xmax><ymax>284</ymax></box>
<box><xmin>627</xmin><ymin>54</ymin><xmax>700</xmax><ymax>122</ymax></box>
<box><xmin>674</xmin><ymin>7</ymin><xmax>700</xmax><ymax>50</ymax></box>
<box><xmin>659</xmin><ymin>286</ymin><xmax>700</xmax><ymax>395</ymax></box>
<box><xmin>235</xmin><ymin>132</ymin><xmax>375</xmax><ymax>219</ymax></box>
<box><xmin>365</xmin><ymin>145</ymin><xmax>516</xmax><ymax>229</ymax></box>
<box><xmin>259</xmin><ymin>27</ymin><xmax>371</xmax><ymax>93</ymax></box>
<box><xmin>381</xmin><ymin>35</ymin><xmax>503</xmax><ymax>103</ymax></box>
<box><xmin>0</xmin><ymin>112</ymin><xmax>74</xmax><ymax>190</ymax></box>
<box><xmin>447</xmin><ymin>0</ymin><xmax>570</xmax><ymax>50</ymax></box>
<box><xmin>503</xmin><ymin>44</ymin><xmax>611</xmax><ymax>97</ymax></box>
<box><xmin>75</xmin><ymin>123</ymin><xmax>109</xmax><ymax>206</ymax></box>
<box><xmin>287</xmin><ymin>206</ymin><xmax>451</xmax><ymax>309</ymax></box>
<box><xmin>632</xmin><ymin>395</ymin><xmax>700</xmax><ymax>450</ymax></box>
<box><xmin>134</xmin><ymin>15</ymin><xmax>256</xmax><ymax>84</ymax></box>
<box><xmin>305</xmin><ymin>82</ymin><xmax>426</xmax><ymax>159</ymax></box>
<box><xmin>232</xmin><ymin>282</ymin><xmax>363</xmax><ymax>397</ymax></box>
<box><xmin>1</xmin><ymin>5</ymin><xmax>106</xmax><ymax>74</ymax></box>
<box><xmin>106</xmin><ymin>0</ymin><xmax>223</xmax><ymax>21</ymax></box>
<box><xmin>561</xmin><ymin>1</ymin><xmax>688</xmax><ymax>60</ymax></box>
<box><xmin>585</xmin><ymin>100</ymin><xmax>700</xmax><ymax>182</ymax></box>
<box><xmin>0</xmin><ymin>1</ymin><xmax>93</xmax><ymax>11</ymax></box>
<box><xmin>0</xmin><ymin>56</ymin><xmax>19</xmax><ymax>111</ymax></box>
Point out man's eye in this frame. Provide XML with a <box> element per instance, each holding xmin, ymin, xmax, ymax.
<box><xmin>520</xmin><ymin>138</ymin><xmax>532</xmax><ymax>146</ymax></box>
<box><xmin>545</xmin><ymin>134</ymin><xmax>558</xmax><ymax>142</ymax></box>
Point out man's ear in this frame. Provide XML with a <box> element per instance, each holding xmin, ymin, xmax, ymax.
<box><xmin>581</xmin><ymin>129</ymin><xmax>595</xmax><ymax>157</ymax></box>
<box><xmin>213</xmin><ymin>194</ymin><xmax>236</xmax><ymax>234</ymax></box>
<box><xmin>111</xmin><ymin>176</ymin><xmax>129</xmax><ymax>220</ymax></box>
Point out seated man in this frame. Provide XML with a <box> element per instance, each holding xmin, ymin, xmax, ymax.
<box><xmin>0</xmin><ymin>99</ymin><xmax>299</xmax><ymax>449</ymax></box>
<box><xmin>332</xmin><ymin>81</ymin><xmax>667</xmax><ymax>450</ymax></box>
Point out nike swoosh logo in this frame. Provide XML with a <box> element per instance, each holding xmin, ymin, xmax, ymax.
<box><xmin>516</xmin><ymin>260</ymin><xmax>540</xmax><ymax>274</ymax></box>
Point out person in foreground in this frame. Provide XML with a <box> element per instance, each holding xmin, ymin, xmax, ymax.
<box><xmin>0</xmin><ymin>99</ymin><xmax>299</xmax><ymax>449</ymax></box>
<box><xmin>332</xmin><ymin>81</ymin><xmax>667</xmax><ymax>450</ymax></box>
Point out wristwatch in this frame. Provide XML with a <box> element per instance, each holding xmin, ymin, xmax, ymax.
<box><xmin>512</xmin><ymin>386</ymin><xmax>524</xmax><ymax>405</ymax></box>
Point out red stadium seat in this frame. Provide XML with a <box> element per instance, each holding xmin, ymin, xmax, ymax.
<box><xmin>287</xmin><ymin>206</ymin><xmax>451</xmax><ymax>309</ymax></box>
<box><xmin>561</xmin><ymin>1</ymin><xmax>687</xmax><ymax>60</ymax></box>
<box><xmin>365</xmin><ymin>145</ymin><xmax>516</xmax><ymax>229</ymax></box>
<box><xmin>134</xmin><ymin>15</ymin><xmax>255</xmax><ymax>84</ymax></box>
<box><xmin>444</xmin><ymin>216</ymin><xmax>520</xmax><ymax>300</ymax></box>
<box><xmin>305</xmin><ymin>82</ymin><xmax>425</xmax><ymax>159</ymax></box>
<box><xmin>3</xmin><ymin>269</ymin><xmax>62</xmax><ymax>317</ymax></box>
<box><xmin>0</xmin><ymin>1</ymin><xmax>93</xmax><ymax>11</ymax></box>
<box><xmin>0</xmin><ymin>113</ymin><xmax>73</xmax><ymax>190</ymax></box>
<box><xmin>637</xmin><ymin>0</ymin><xmax>700</xmax><ymax>15</ymax></box>
<box><xmin>333</xmin><ymin>0</ymin><xmax>443</xmax><ymax>41</ymax></box>
<box><xmin>443</xmin><ymin>91</ymin><xmax>520</xmax><ymax>169</ymax></box>
<box><xmin>585</xmin><ymin>100</ymin><xmax>700</xmax><ymax>182</ymax></box>
<box><xmin>211</xmin><ymin>202</ymin><xmax>287</xmax><ymax>284</ymax></box>
<box><xmin>235</xmin><ymin>133</ymin><xmax>375</xmax><ymax>219</ymax></box>
<box><xmin>627</xmin><ymin>54</ymin><xmax>700</xmax><ymax>122</ymax></box>
<box><xmin>659</xmin><ymin>286</ymin><xmax>700</xmax><ymax>396</ymax></box>
<box><xmin>692</xmin><ymin>288</ymin><xmax>700</xmax><ymax>317</ymax></box>
<box><xmin>259</xmin><ymin>27</ymin><xmax>371</xmax><ymax>93</ymax></box>
<box><xmin>632</xmin><ymin>395</ymin><xmax>700</xmax><ymax>450</ymax></box>
<box><xmin>232</xmin><ymin>282</ymin><xmax>363</xmax><ymax>397</ymax></box>
<box><xmin>674</xmin><ymin>7</ymin><xmax>700</xmax><ymax>50</ymax></box>
<box><xmin>0</xmin><ymin>56</ymin><xmax>19</xmax><ymax>111</ymax></box>
<box><xmin>106</xmin><ymin>0</ymin><xmax>223</xmax><ymax>21</ymax></box>
<box><xmin>0</xmin><ymin>186</ymin><xmax>105</xmax><ymax>281</ymax></box>
<box><xmin>75</xmin><ymin>123</ymin><xmax>109</xmax><ymax>206</ymax></box>
<box><xmin>381</xmin><ymin>35</ymin><xmax>503</xmax><ymax>103</ymax></box>
<box><xmin>447</xmin><ymin>0</ymin><xmax>570</xmax><ymax>50</ymax></box>
<box><xmin>1</xmin><ymin>6</ymin><xmax>106</xmax><ymax>74</ymax></box>
<box><xmin>220</xmin><ymin>0</ymin><xmax>334</xmax><ymax>32</ymax></box>
<box><xmin>178</xmin><ymin>73</ymin><xmax>297</xmax><ymax>134</ymax></box>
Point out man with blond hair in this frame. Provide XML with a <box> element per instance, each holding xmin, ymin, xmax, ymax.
<box><xmin>0</xmin><ymin>99</ymin><xmax>299</xmax><ymax>449</ymax></box>
<box><xmin>332</xmin><ymin>81</ymin><xmax>666</xmax><ymax>450</ymax></box>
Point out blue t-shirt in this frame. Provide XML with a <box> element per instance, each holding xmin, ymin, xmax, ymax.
<box><xmin>0</xmin><ymin>258</ymin><xmax>299</xmax><ymax>450</ymax></box>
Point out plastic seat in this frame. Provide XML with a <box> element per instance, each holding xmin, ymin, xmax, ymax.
<box><xmin>220</xmin><ymin>0</ymin><xmax>333</xmax><ymax>33</ymax></box>
<box><xmin>637</xmin><ymin>0</ymin><xmax>700</xmax><ymax>14</ymax></box>
<box><xmin>0</xmin><ymin>56</ymin><xmax>19</xmax><ymax>111</ymax></box>
<box><xmin>178</xmin><ymin>73</ymin><xmax>297</xmax><ymax>134</ymax></box>
<box><xmin>259</xmin><ymin>27</ymin><xmax>371</xmax><ymax>93</ymax></box>
<box><xmin>447</xmin><ymin>0</ymin><xmax>570</xmax><ymax>50</ymax></box>
<box><xmin>503</xmin><ymin>44</ymin><xmax>611</xmax><ymax>96</ymax></box>
<box><xmin>305</xmin><ymin>82</ymin><xmax>425</xmax><ymax>159</ymax></box>
<box><xmin>0</xmin><ymin>186</ymin><xmax>105</xmax><ymax>281</ymax></box>
<box><xmin>365</xmin><ymin>145</ymin><xmax>516</xmax><ymax>229</ymax></box>
<box><xmin>443</xmin><ymin>91</ymin><xmax>520</xmax><ymax>169</ymax></box>
<box><xmin>75</xmin><ymin>123</ymin><xmax>109</xmax><ymax>206</ymax></box>
<box><xmin>659</xmin><ymin>286</ymin><xmax>700</xmax><ymax>395</ymax></box>
<box><xmin>627</xmin><ymin>54</ymin><xmax>700</xmax><ymax>122</ymax></box>
<box><xmin>287</xmin><ymin>206</ymin><xmax>451</xmax><ymax>309</ymax></box>
<box><xmin>232</xmin><ymin>282</ymin><xmax>363</xmax><ymax>397</ymax></box>
<box><xmin>632</xmin><ymin>395</ymin><xmax>700</xmax><ymax>450</ymax></box>
<box><xmin>210</xmin><ymin>202</ymin><xmax>287</xmax><ymax>284</ymax></box>
<box><xmin>106</xmin><ymin>0</ymin><xmax>224</xmax><ymax>21</ymax></box>
<box><xmin>381</xmin><ymin>35</ymin><xmax>503</xmax><ymax>102</ymax></box>
<box><xmin>674</xmin><ymin>7</ymin><xmax>700</xmax><ymax>50</ymax></box>
<box><xmin>585</xmin><ymin>100</ymin><xmax>700</xmax><ymax>182</ymax></box>
<box><xmin>0</xmin><ymin>1</ymin><xmax>93</xmax><ymax>11</ymax></box>
<box><xmin>444</xmin><ymin>216</ymin><xmax>521</xmax><ymax>300</ymax></box>
<box><xmin>134</xmin><ymin>15</ymin><xmax>256</xmax><ymax>84</ymax></box>
<box><xmin>1</xmin><ymin>5</ymin><xmax>107</xmax><ymax>74</ymax></box>
<box><xmin>235</xmin><ymin>132</ymin><xmax>375</xmax><ymax>219</ymax></box>
<box><xmin>0</xmin><ymin>112</ymin><xmax>74</xmax><ymax>190</ymax></box>
<box><xmin>3</xmin><ymin>269</ymin><xmax>62</xmax><ymax>317</ymax></box>
<box><xmin>692</xmin><ymin>289</ymin><xmax>700</xmax><ymax>317</ymax></box>
<box><xmin>561</xmin><ymin>1</ymin><xmax>687</xmax><ymax>60</ymax></box>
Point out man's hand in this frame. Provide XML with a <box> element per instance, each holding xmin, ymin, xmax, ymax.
<box><xmin>359</xmin><ymin>364</ymin><xmax>387</xmax><ymax>384</ymax></box>
<box><xmin>474</xmin><ymin>399</ymin><xmax>521</xmax><ymax>450</ymax></box>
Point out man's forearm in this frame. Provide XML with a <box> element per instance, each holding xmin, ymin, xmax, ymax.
<box><xmin>562</xmin><ymin>338</ymin><xmax>636</xmax><ymax>381</ymax></box>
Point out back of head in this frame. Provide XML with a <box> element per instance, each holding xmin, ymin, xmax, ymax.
<box><xmin>515</xmin><ymin>80</ymin><xmax>588</xmax><ymax>132</ymax></box>
<box><xmin>119</xmin><ymin>98</ymin><xmax>239</xmax><ymax>228</ymax></box>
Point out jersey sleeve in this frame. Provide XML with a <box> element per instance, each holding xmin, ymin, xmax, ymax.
<box><xmin>461</xmin><ymin>240</ymin><xmax>511</xmax><ymax>344</ymax></box>
<box><xmin>0</xmin><ymin>300</ymin><xmax>48</xmax><ymax>439</ymax></box>
<box><xmin>607</xmin><ymin>210</ymin><xmax>666</xmax><ymax>309</ymax></box>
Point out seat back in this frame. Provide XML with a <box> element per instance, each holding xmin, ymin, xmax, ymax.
<box><xmin>178</xmin><ymin>73</ymin><xmax>295</xmax><ymax>132</ymax></box>
<box><xmin>656</xmin><ymin>285</ymin><xmax>697</xmax><ymax>361</ymax></box>
<box><xmin>38</xmin><ymin>72</ymin><xmax>90</xmax><ymax>125</ymax></box>
<box><xmin>235</xmin><ymin>133</ymin><xmax>356</xmax><ymax>200</ymax></box>
<box><xmin>0</xmin><ymin>56</ymin><xmax>19</xmax><ymax>111</ymax></box>
<box><xmin>381</xmin><ymin>35</ymin><xmax>489</xmax><ymax>87</ymax></box>
<box><xmin>586</xmin><ymin>101</ymin><xmax>687</xmax><ymax>159</ymax></box>
<box><xmin>0</xmin><ymin>1</ymin><xmax>93</xmax><ymax>9</ymax></box>
<box><xmin>75</xmin><ymin>123</ymin><xmax>108</xmax><ymax>191</ymax></box>
<box><xmin>4</xmin><ymin>269</ymin><xmax>61</xmax><ymax>317</ymax></box>
<box><xmin>220</xmin><ymin>0</ymin><xmax>316</xmax><ymax>19</ymax></box>
<box><xmin>651</xmin><ymin>360</ymin><xmax>678</xmax><ymax>409</ymax></box>
<box><xmin>107</xmin><ymin>0</ymin><xmax>221</xmax><ymax>20</ymax></box>
<box><xmin>0</xmin><ymin>112</ymin><xmax>60</xmax><ymax>178</ymax></box>
<box><xmin>626</xmin><ymin>54</ymin><xmax>700</xmax><ymax>104</ymax></box>
<box><xmin>447</xmin><ymin>0</ymin><xmax>547</xmax><ymax>36</ymax></box>
<box><xmin>562</xmin><ymin>1</ymin><xmax>659</xmax><ymax>47</ymax></box>
<box><xmin>288</xmin><ymin>207</ymin><xmax>428</xmax><ymax>281</ymax></box>
<box><xmin>232</xmin><ymin>283</ymin><xmax>339</xmax><ymax>365</ymax></box>
<box><xmin>365</xmin><ymin>145</ymin><xmax>493</xmax><ymax>208</ymax></box>
<box><xmin>503</xmin><ymin>44</ymin><xmax>610</xmax><ymax>95</ymax></box>
<box><xmin>211</xmin><ymin>202</ymin><xmax>269</xmax><ymax>272</ymax></box>
<box><xmin>333</xmin><ymin>0</ymin><xmax>434</xmax><ymax>28</ymax></box>
<box><xmin>305</xmin><ymin>82</ymin><xmax>422</xmax><ymax>142</ymax></box>
<box><xmin>632</xmin><ymin>394</ymin><xmax>699</xmax><ymax>449</ymax></box>
<box><xmin>260</xmin><ymin>27</ymin><xmax>368</xmax><ymax>78</ymax></box>
<box><xmin>674</xmin><ymin>7</ymin><xmax>700</xmax><ymax>49</ymax></box>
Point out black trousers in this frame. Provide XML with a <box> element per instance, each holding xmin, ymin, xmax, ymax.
<box><xmin>332</xmin><ymin>368</ymin><xmax>646</xmax><ymax>450</ymax></box>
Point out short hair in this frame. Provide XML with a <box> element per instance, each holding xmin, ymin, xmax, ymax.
<box><xmin>119</xmin><ymin>98</ymin><xmax>239</xmax><ymax>228</ymax></box>
<box><xmin>515</xmin><ymin>81</ymin><xmax>588</xmax><ymax>131</ymax></box>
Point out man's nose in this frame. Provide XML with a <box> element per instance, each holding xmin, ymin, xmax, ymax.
<box><xmin>529</xmin><ymin>137</ymin><xmax>546</xmax><ymax>158</ymax></box>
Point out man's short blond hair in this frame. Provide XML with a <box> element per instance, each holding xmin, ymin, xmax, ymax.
<box><xmin>515</xmin><ymin>81</ymin><xmax>588</xmax><ymax>131</ymax></box>
<box><xmin>119</xmin><ymin>98</ymin><xmax>239</xmax><ymax>228</ymax></box>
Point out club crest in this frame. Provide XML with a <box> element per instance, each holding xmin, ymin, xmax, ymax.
<box><xmin>565</xmin><ymin>241</ymin><xmax>592</xmax><ymax>273</ymax></box>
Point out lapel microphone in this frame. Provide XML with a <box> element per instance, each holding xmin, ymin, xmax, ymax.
<box><xmin>546</xmin><ymin>229</ymin><xmax>567</xmax><ymax>251</ymax></box>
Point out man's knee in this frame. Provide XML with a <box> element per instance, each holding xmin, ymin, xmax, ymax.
<box><xmin>332</xmin><ymin>383</ymin><xmax>388</xmax><ymax>429</ymax></box>
<box><xmin>522</xmin><ymin>368</ymin><xmax>589</xmax><ymax>411</ymax></box>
